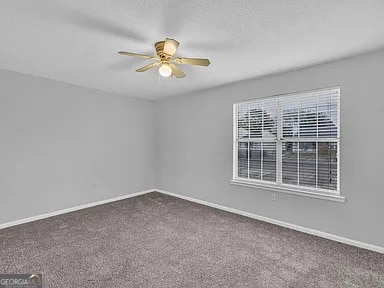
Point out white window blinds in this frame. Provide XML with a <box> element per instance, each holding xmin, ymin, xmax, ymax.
<box><xmin>234</xmin><ymin>87</ymin><xmax>340</xmax><ymax>195</ymax></box>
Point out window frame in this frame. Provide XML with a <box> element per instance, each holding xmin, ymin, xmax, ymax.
<box><xmin>231</xmin><ymin>87</ymin><xmax>344</xmax><ymax>202</ymax></box>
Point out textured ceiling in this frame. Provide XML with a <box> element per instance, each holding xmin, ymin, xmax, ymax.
<box><xmin>1</xmin><ymin>1</ymin><xmax>384</xmax><ymax>100</ymax></box>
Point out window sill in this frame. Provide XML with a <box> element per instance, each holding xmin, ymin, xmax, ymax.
<box><xmin>230</xmin><ymin>179</ymin><xmax>346</xmax><ymax>203</ymax></box>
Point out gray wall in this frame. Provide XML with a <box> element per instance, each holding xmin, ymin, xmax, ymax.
<box><xmin>156</xmin><ymin>50</ymin><xmax>384</xmax><ymax>247</ymax></box>
<box><xmin>0</xmin><ymin>70</ymin><xmax>156</xmax><ymax>224</ymax></box>
<box><xmin>2</xmin><ymin>50</ymin><xmax>383</xmax><ymax>248</ymax></box>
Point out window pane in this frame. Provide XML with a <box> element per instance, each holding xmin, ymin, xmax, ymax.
<box><xmin>262</xmin><ymin>142</ymin><xmax>276</xmax><ymax>182</ymax></box>
<box><xmin>261</xmin><ymin>100</ymin><xmax>277</xmax><ymax>138</ymax></box>
<box><xmin>249</xmin><ymin>99</ymin><xmax>277</xmax><ymax>139</ymax></box>
<box><xmin>249</xmin><ymin>105</ymin><xmax>263</xmax><ymax>138</ymax></box>
<box><xmin>249</xmin><ymin>142</ymin><xmax>261</xmax><ymax>180</ymax></box>
<box><xmin>318</xmin><ymin>142</ymin><xmax>338</xmax><ymax>190</ymax></box>
<box><xmin>280</xmin><ymin>91</ymin><xmax>339</xmax><ymax>139</ymax></box>
<box><xmin>318</xmin><ymin>94</ymin><xmax>338</xmax><ymax>138</ymax></box>
<box><xmin>282</xmin><ymin>142</ymin><xmax>298</xmax><ymax>185</ymax></box>
<box><xmin>282</xmin><ymin>97</ymin><xmax>299</xmax><ymax>138</ymax></box>
<box><xmin>237</xmin><ymin>104</ymin><xmax>249</xmax><ymax>139</ymax></box>
<box><xmin>299</xmin><ymin>99</ymin><xmax>317</xmax><ymax>138</ymax></box>
<box><xmin>237</xmin><ymin>142</ymin><xmax>248</xmax><ymax>178</ymax></box>
<box><xmin>299</xmin><ymin>142</ymin><xmax>317</xmax><ymax>188</ymax></box>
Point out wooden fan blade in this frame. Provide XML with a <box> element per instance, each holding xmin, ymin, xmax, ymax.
<box><xmin>163</xmin><ymin>38</ymin><xmax>180</xmax><ymax>57</ymax></box>
<box><xmin>136</xmin><ymin>62</ymin><xmax>159</xmax><ymax>72</ymax></box>
<box><xmin>119</xmin><ymin>51</ymin><xmax>158</xmax><ymax>60</ymax></box>
<box><xmin>175</xmin><ymin>57</ymin><xmax>210</xmax><ymax>66</ymax></box>
<box><xmin>169</xmin><ymin>64</ymin><xmax>186</xmax><ymax>78</ymax></box>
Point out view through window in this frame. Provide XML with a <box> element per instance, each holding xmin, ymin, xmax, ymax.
<box><xmin>233</xmin><ymin>87</ymin><xmax>340</xmax><ymax>195</ymax></box>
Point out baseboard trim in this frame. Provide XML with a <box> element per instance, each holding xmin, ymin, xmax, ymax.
<box><xmin>155</xmin><ymin>189</ymin><xmax>384</xmax><ymax>254</ymax></box>
<box><xmin>0</xmin><ymin>189</ymin><xmax>155</xmax><ymax>230</ymax></box>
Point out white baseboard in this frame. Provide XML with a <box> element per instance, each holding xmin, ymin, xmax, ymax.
<box><xmin>155</xmin><ymin>189</ymin><xmax>384</xmax><ymax>254</ymax></box>
<box><xmin>0</xmin><ymin>189</ymin><xmax>155</xmax><ymax>230</ymax></box>
<box><xmin>1</xmin><ymin>188</ymin><xmax>383</xmax><ymax>254</ymax></box>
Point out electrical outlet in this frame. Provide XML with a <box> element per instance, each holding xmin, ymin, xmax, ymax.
<box><xmin>272</xmin><ymin>193</ymin><xmax>277</xmax><ymax>201</ymax></box>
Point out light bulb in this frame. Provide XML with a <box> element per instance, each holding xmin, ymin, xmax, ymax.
<box><xmin>159</xmin><ymin>63</ymin><xmax>172</xmax><ymax>77</ymax></box>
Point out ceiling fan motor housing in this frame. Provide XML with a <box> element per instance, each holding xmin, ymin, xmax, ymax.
<box><xmin>155</xmin><ymin>41</ymin><xmax>169</xmax><ymax>59</ymax></box>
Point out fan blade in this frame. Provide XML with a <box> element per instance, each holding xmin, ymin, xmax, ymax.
<box><xmin>136</xmin><ymin>62</ymin><xmax>159</xmax><ymax>72</ymax></box>
<box><xmin>163</xmin><ymin>38</ymin><xmax>180</xmax><ymax>57</ymax></box>
<box><xmin>175</xmin><ymin>58</ymin><xmax>210</xmax><ymax>66</ymax></box>
<box><xmin>119</xmin><ymin>51</ymin><xmax>158</xmax><ymax>60</ymax></box>
<box><xmin>169</xmin><ymin>64</ymin><xmax>186</xmax><ymax>78</ymax></box>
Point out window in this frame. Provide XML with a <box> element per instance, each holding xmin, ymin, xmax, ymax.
<box><xmin>232</xmin><ymin>87</ymin><xmax>342</xmax><ymax>201</ymax></box>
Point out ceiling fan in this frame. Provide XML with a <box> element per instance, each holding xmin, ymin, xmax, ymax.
<box><xmin>118</xmin><ymin>38</ymin><xmax>210</xmax><ymax>78</ymax></box>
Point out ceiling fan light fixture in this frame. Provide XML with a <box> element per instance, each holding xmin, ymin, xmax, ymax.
<box><xmin>159</xmin><ymin>63</ymin><xmax>172</xmax><ymax>77</ymax></box>
<box><xmin>118</xmin><ymin>38</ymin><xmax>210</xmax><ymax>79</ymax></box>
